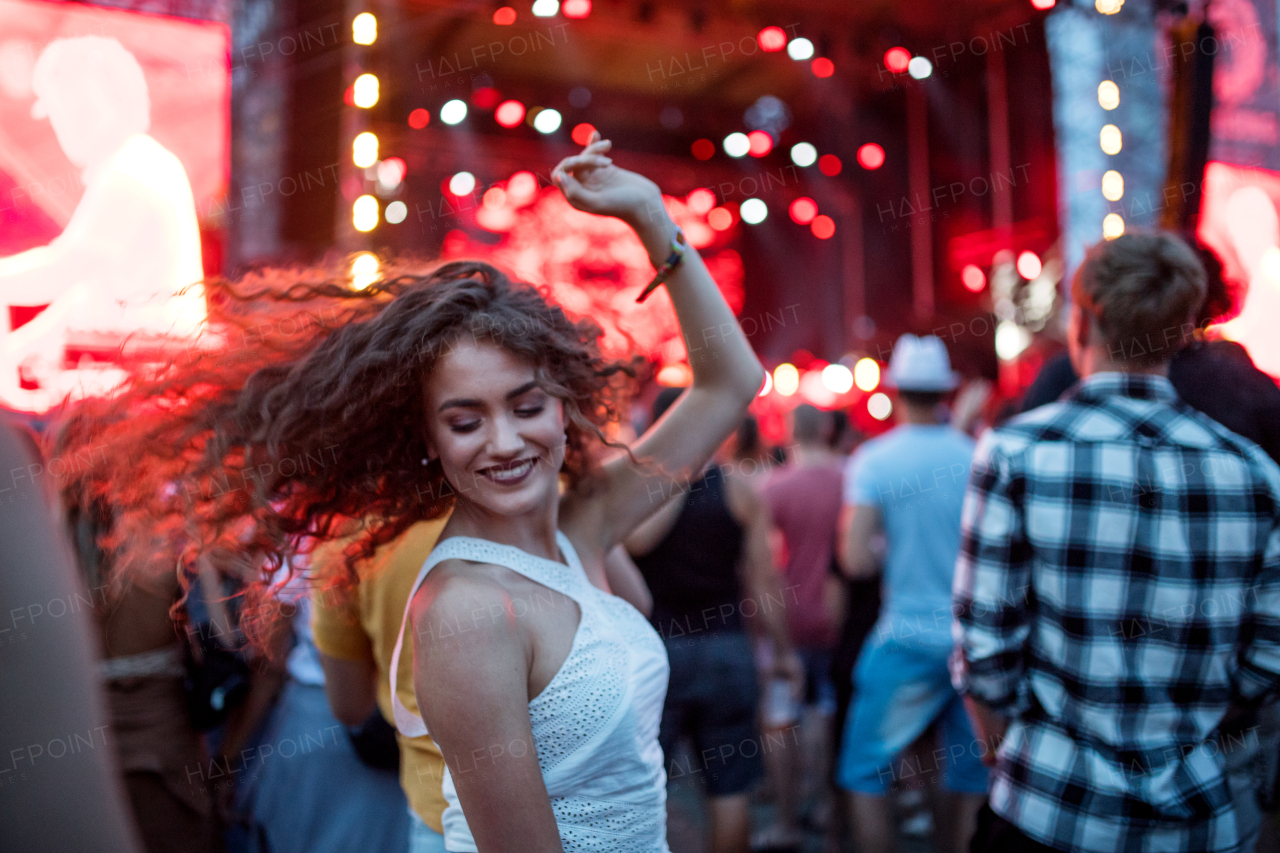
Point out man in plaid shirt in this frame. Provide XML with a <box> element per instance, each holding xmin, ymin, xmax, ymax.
<box><xmin>953</xmin><ymin>232</ymin><xmax>1280</xmax><ymax>852</ymax></box>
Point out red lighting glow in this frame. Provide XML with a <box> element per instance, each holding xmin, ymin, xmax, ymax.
<box><xmin>708</xmin><ymin>207</ymin><xmax>733</xmax><ymax>231</ymax></box>
<box><xmin>408</xmin><ymin>108</ymin><xmax>430</xmax><ymax>129</ymax></box>
<box><xmin>691</xmin><ymin>138</ymin><xmax>715</xmax><ymax>160</ymax></box>
<box><xmin>571</xmin><ymin>123</ymin><xmax>597</xmax><ymax>146</ymax></box>
<box><xmin>687</xmin><ymin>188</ymin><xmax>716</xmax><ymax>215</ymax></box>
<box><xmin>810</xmin><ymin>215</ymin><xmax>835</xmax><ymax>239</ymax></box>
<box><xmin>747</xmin><ymin>130</ymin><xmax>773</xmax><ymax>157</ymax></box>
<box><xmin>343</xmin><ymin>84</ymin><xmax>355</xmax><ymax>106</ymax></box>
<box><xmin>1031</xmin><ymin>0</ymin><xmax>1056</xmax><ymax>8</ymax></box>
<box><xmin>856</xmin><ymin>143</ymin><xmax>885</xmax><ymax>170</ymax></box>
<box><xmin>961</xmin><ymin>264</ymin><xmax>987</xmax><ymax>292</ymax></box>
<box><xmin>471</xmin><ymin>87</ymin><xmax>500</xmax><ymax>110</ymax></box>
<box><xmin>562</xmin><ymin>0</ymin><xmax>592</xmax><ymax>18</ymax></box>
<box><xmin>1016</xmin><ymin>250</ymin><xmax>1043</xmax><ymax>279</ymax></box>
<box><xmin>495</xmin><ymin>100</ymin><xmax>526</xmax><ymax>128</ymax></box>
<box><xmin>884</xmin><ymin>47</ymin><xmax>911</xmax><ymax>74</ymax></box>
<box><xmin>789</xmin><ymin>197</ymin><xmax>818</xmax><ymax>224</ymax></box>
<box><xmin>493</xmin><ymin>7</ymin><xmax>517</xmax><ymax>25</ymax></box>
<box><xmin>811</xmin><ymin>57</ymin><xmax>835</xmax><ymax>78</ymax></box>
<box><xmin>757</xmin><ymin>26</ymin><xmax>787</xmax><ymax>52</ymax></box>
<box><xmin>818</xmin><ymin>154</ymin><xmax>842</xmax><ymax>176</ymax></box>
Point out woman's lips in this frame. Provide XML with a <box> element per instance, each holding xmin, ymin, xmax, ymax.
<box><xmin>478</xmin><ymin>456</ymin><xmax>537</xmax><ymax>486</ymax></box>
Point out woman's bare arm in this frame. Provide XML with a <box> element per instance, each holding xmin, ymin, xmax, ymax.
<box><xmin>552</xmin><ymin>136</ymin><xmax>764</xmax><ymax>551</ymax></box>
<box><xmin>412</xmin><ymin>574</ymin><xmax>564</xmax><ymax>853</ymax></box>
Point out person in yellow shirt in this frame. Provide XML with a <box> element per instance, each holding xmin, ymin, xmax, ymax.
<box><xmin>311</xmin><ymin>519</ymin><xmax>450</xmax><ymax>852</ymax></box>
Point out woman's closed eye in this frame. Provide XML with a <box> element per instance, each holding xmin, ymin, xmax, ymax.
<box><xmin>515</xmin><ymin>404</ymin><xmax>545</xmax><ymax>418</ymax></box>
<box><xmin>448</xmin><ymin>419</ymin><xmax>482</xmax><ymax>434</ymax></box>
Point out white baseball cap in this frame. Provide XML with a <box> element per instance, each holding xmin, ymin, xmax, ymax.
<box><xmin>884</xmin><ymin>334</ymin><xmax>960</xmax><ymax>391</ymax></box>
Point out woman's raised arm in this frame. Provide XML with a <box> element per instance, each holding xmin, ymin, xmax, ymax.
<box><xmin>552</xmin><ymin>135</ymin><xmax>764</xmax><ymax>550</ymax></box>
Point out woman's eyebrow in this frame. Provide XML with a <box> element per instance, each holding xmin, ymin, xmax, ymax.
<box><xmin>438</xmin><ymin>381</ymin><xmax>539</xmax><ymax>412</ymax></box>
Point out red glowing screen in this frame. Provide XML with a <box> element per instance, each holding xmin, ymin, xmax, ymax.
<box><xmin>0</xmin><ymin>0</ymin><xmax>230</xmax><ymax>412</ymax></box>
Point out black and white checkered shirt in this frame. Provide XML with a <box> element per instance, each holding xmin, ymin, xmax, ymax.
<box><xmin>952</xmin><ymin>372</ymin><xmax>1280</xmax><ymax>853</ymax></box>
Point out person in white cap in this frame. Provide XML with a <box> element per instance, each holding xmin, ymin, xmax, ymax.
<box><xmin>833</xmin><ymin>334</ymin><xmax>988</xmax><ymax>853</ymax></box>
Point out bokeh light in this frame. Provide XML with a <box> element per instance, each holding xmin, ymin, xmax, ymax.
<box><xmin>791</xmin><ymin>142</ymin><xmax>817</xmax><ymax>167</ymax></box>
<box><xmin>811</xmin><ymin>57</ymin><xmax>835</xmax><ymax>78</ymax></box>
<box><xmin>1098</xmin><ymin>80</ymin><xmax>1120</xmax><ymax>110</ymax></box>
<box><xmin>533</xmin><ymin>108</ymin><xmax>562</xmax><ymax>133</ymax></box>
<box><xmin>1016</xmin><ymin>251</ymin><xmax>1042</xmax><ymax>279</ymax></box>
<box><xmin>789</xmin><ymin>197</ymin><xmax>818</xmax><ymax>224</ymax></box>
<box><xmin>854</xmin><ymin>358</ymin><xmax>880</xmax><ymax>392</ymax></box>
<box><xmin>692</xmin><ymin>138</ymin><xmax>716</xmax><ymax>160</ymax></box>
<box><xmin>868</xmin><ymin>392</ymin><xmax>893</xmax><ymax>420</ymax></box>
<box><xmin>740</xmin><ymin>198</ymin><xmax>768</xmax><ymax>224</ymax></box>
<box><xmin>908</xmin><ymin>56</ymin><xmax>933</xmax><ymax>79</ymax></box>
<box><xmin>408</xmin><ymin>108</ymin><xmax>430</xmax><ymax>129</ymax></box>
<box><xmin>687</xmin><ymin>188</ymin><xmax>716</xmax><ymax>215</ymax></box>
<box><xmin>352</xmin><ymin>13</ymin><xmax>377</xmax><ymax>45</ymax></box>
<box><xmin>961</xmin><ymin>264</ymin><xmax>987</xmax><ymax>292</ymax></box>
<box><xmin>774</xmin><ymin>363</ymin><xmax>799</xmax><ymax>396</ymax></box>
<box><xmin>1103</xmin><ymin>212</ymin><xmax>1125</xmax><ymax>239</ymax></box>
<box><xmin>440</xmin><ymin>99</ymin><xmax>468</xmax><ymax>124</ymax></box>
<box><xmin>856</xmin><ymin>143</ymin><xmax>885</xmax><ymax>170</ymax></box>
<box><xmin>707</xmin><ymin>207</ymin><xmax>733</xmax><ymax>231</ymax></box>
<box><xmin>818</xmin><ymin>154</ymin><xmax>842</xmax><ymax>176</ymax></box>
<box><xmin>562</xmin><ymin>0</ymin><xmax>591</xmax><ymax>18</ymax></box>
<box><xmin>352</xmin><ymin>73</ymin><xmax>379</xmax><ymax>108</ymax></box>
<box><xmin>1100</xmin><ymin>124</ymin><xmax>1122</xmax><ymax>155</ymax></box>
<box><xmin>822</xmin><ymin>363</ymin><xmax>854</xmax><ymax>394</ymax></box>
<box><xmin>352</xmin><ymin>131</ymin><xmax>378</xmax><ymax>168</ymax></box>
<box><xmin>884</xmin><ymin>47</ymin><xmax>911</xmax><ymax>74</ymax></box>
<box><xmin>757</xmin><ymin>26</ymin><xmax>787</xmax><ymax>52</ymax></box>
<box><xmin>571</xmin><ymin>123</ymin><xmax>596</xmax><ymax>145</ymax></box>
<box><xmin>787</xmin><ymin>38</ymin><xmax>814</xmax><ymax>60</ymax></box>
<box><xmin>493</xmin><ymin>6</ymin><xmax>517</xmax><ymax>24</ymax></box>
<box><xmin>385</xmin><ymin>201</ymin><xmax>407</xmax><ymax>224</ymax></box>
<box><xmin>1102</xmin><ymin>170</ymin><xmax>1124</xmax><ymax>201</ymax></box>
<box><xmin>810</xmin><ymin>215</ymin><xmax>835</xmax><ymax>239</ymax></box>
<box><xmin>495</xmin><ymin>100</ymin><xmax>526</xmax><ymax>127</ymax></box>
<box><xmin>352</xmin><ymin>195</ymin><xmax>378</xmax><ymax>232</ymax></box>
<box><xmin>350</xmin><ymin>252</ymin><xmax>379</xmax><ymax>289</ymax></box>
<box><xmin>723</xmin><ymin>132</ymin><xmax>750</xmax><ymax>157</ymax></box>
<box><xmin>448</xmin><ymin>171</ymin><xmax>476</xmax><ymax>196</ymax></box>
<box><xmin>747</xmin><ymin>130</ymin><xmax>773</xmax><ymax>157</ymax></box>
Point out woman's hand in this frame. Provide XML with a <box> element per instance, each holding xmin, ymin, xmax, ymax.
<box><xmin>552</xmin><ymin>133</ymin><xmax>671</xmax><ymax>251</ymax></box>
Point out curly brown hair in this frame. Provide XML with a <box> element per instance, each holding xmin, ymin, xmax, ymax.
<box><xmin>51</xmin><ymin>260</ymin><xmax>635</xmax><ymax>641</ymax></box>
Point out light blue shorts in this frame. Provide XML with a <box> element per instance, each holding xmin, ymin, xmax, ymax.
<box><xmin>836</xmin><ymin>632</ymin><xmax>989</xmax><ymax>795</ymax></box>
<box><xmin>408</xmin><ymin>809</ymin><xmax>447</xmax><ymax>853</ymax></box>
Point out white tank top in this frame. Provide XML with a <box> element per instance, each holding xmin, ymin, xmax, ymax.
<box><xmin>390</xmin><ymin>531</ymin><xmax>671</xmax><ymax>852</ymax></box>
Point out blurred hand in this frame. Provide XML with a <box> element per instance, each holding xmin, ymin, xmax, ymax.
<box><xmin>963</xmin><ymin>695</ymin><xmax>1009</xmax><ymax>767</ymax></box>
<box><xmin>551</xmin><ymin>133</ymin><xmax>668</xmax><ymax>235</ymax></box>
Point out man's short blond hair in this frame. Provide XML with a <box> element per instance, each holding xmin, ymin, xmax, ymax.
<box><xmin>1071</xmin><ymin>231</ymin><xmax>1207</xmax><ymax>366</ymax></box>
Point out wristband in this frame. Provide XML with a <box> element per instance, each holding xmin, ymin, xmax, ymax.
<box><xmin>636</xmin><ymin>226</ymin><xmax>687</xmax><ymax>303</ymax></box>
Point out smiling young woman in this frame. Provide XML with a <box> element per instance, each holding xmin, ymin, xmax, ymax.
<box><xmin>53</xmin><ymin>134</ymin><xmax>763</xmax><ymax>852</ymax></box>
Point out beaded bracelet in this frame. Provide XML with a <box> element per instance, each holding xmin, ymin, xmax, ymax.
<box><xmin>636</xmin><ymin>225</ymin><xmax>688</xmax><ymax>303</ymax></box>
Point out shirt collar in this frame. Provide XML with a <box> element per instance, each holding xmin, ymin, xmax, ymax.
<box><xmin>1063</xmin><ymin>371</ymin><xmax>1178</xmax><ymax>405</ymax></box>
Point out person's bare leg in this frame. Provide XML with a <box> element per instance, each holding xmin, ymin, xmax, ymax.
<box><xmin>849</xmin><ymin>792</ymin><xmax>896</xmax><ymax>853</ymax></box>
<box><xmin>930</xmin><ymin>791</ymin><xmax>985</xmax><ymax>853</ymax></box>
<box><xmin>762</xmin><ymin>725</ymin><xmax>802</xmax><ymax>836</ymax></box>
<box><xmin>708</xmin><ymin>794</ymin><xmax>751</xmax><ymax>853</ymax></box>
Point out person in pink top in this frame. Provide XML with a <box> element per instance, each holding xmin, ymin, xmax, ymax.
<box><xmin>758</xmin><ymin>404</ymin><xmax>845</xmax><ymax>847</ymax></box>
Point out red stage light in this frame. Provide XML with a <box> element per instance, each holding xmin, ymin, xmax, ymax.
<box><xmin>707</xmin><ymin>207</ymin><xmax>733</xmax><ymax>231</ymax></box>
<box><xmin>961</xmin><ymin>264</ymin><xmax>987</xmax><ymax>292</ymax></box>
<box><xmin>1031</xmin><ymin>0</ymin><xmax>1055</xmax><ymax>8</ymax></box>
<box><xmin>495</xmin><ymin>100</ymin><xmax>526</xmax><ymax>128</ymax></box>
<box><xmin>818</xmin><ymin>154</ymin><xmax>842</xmax><ymax>176</ymax></box>
<box><xmin>811</xmin><ymin>57</ymin><xmax>835</xmax><ymax>78</ymax></box>
<box><xmin>571</xmin><ymin>122</ymin><xmax>596</xmax><ymax>145</ymax></box>
<box><xmin>471</xmin><ymin>87</ymin><xmax>500</xmax><ymax>110</ymax></box>
<box><xmin>343</xmin><ymin>84</ymin><xmax>355</xmax><ymax>106</ymax></box>
<box><xmin>687</xmin><ymin>188</ymin><xmax>716</xmax><ymax>214</ymax></box>
<box><xmin>757</xmin><ymin>27</ymin><xmax>787</xmax><ymax>52</ymax></box>
<box><xmin>493</xmin><ymin>6</ymin><xmax>517</xmax><ymax>25</ymax></box>
<box><xmin>691</xmin><ymin>138</ymin><xmax>715</xmax><ymax>160</ymax></box>
<box><xmin>789</xmin><ymin>197</ymin><xmax>818</xmax><ymax>224</ymax></box>
<box><xmin>810</xmin><ymin>215</ymin><xmax>835</xmax><ymax>239</ymax></box>
<box><xmin>856</xmin><ymin>143</ymin><xmax>885</xmax><ymax>170</ymax></box>
<box><xmin>408</xmin><ymin>108</ymin><xmax>430</xmax><ymax>129</ymax></box>
<box><xmin>747</xmin><ymin>130</ymin><xmax>773</xmax><ymax>157</ymax></box>
<box><xmin>1017</xmin><ymin>250</ymin><xmax>1043</xmax><ymax>279</ymax></box>
<box><xmin>884</xmin><ymin>47</ymin><xmax>911</xmax><ymax>74</ymax></box>
<box><xmin>562</xmin><ymin>0</ymin><xmax>591</xmax><ymax>18</ymax></box>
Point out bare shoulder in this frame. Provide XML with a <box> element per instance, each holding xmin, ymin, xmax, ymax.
<box><xmin>410</xmin><ymin>560</ymin><xmax>523</xmax><ymax>650</ymax></box>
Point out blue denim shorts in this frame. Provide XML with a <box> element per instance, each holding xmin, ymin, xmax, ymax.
<box><xmin>836</xmin><ymin>633</ymin><xmax>989</xmax><ymax>795</ymax></box>
<box><xmin>408</xmin><ymin>809</ymin><xmax>446</xmax><ymax>853</ymax></box>
<box><xmin>660</xmin><ymin>630</ymin><xmax>764</xmax><ymax>797</ymax></box>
